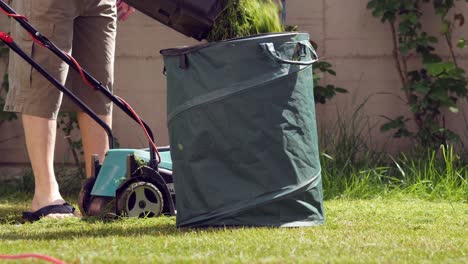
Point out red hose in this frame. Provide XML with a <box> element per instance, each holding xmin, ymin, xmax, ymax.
<box><xmin>0</xmin><ymin>253</ymin><xmax>67</xmax><ymax>264</ymax></box>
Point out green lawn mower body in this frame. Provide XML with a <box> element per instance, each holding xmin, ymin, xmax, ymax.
<box><xmin>79</xmin><ymin>147</ymin><xmax>176</xmax><ymax>218</ymax></box>
<box><xmin>91</xmin><ymin>148</ymin><xmax>173</xmax><ymax>197</ymax></box>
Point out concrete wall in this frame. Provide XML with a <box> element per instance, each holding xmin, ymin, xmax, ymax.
<box><xmin>0</xmin><ymin>0</ymin><xmax>467</xmax><ymax>164</ymax></box>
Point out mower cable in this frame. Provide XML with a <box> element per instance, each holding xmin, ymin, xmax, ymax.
<box><xmin>116</xmin><ymin>95</ymin><xmax>162</xmax><ymax>163</ymax></box>
<box><xmin>0</xmin><ymin>6</ymin><xmax>48</xmax><ymax>48</ymax></box>
<box><xmin>0</xmin><ymin>253</ymin><xmax>67</xmax><ymax>264</ymax></box>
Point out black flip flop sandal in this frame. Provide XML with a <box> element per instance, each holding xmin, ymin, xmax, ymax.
<box><xmin>22</xmin><ymin>203</ymin><xmax>76</xmax><ymax>222</ymax></box>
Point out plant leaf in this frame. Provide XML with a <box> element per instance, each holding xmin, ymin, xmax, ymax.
<box><xmin>457</xmin><ymin>38</ymin><xmax>466</xmax><ymax>49</ymax></box>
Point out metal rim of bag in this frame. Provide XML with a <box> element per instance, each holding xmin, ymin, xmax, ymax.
<box><xmin>160</xmin><ymin>32</ymin><xmax>313</xmax><ymax>56</ymax></box>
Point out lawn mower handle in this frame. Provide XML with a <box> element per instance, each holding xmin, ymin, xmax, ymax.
<box><xmin>0</xmin><ymin>33</ymin><xmax>115</xmax><ymax>149</ymax></box>
<box><xmin>0</xmin><ymin>0</ymin><xmax>157</xmax><ymax>160</ymax></box>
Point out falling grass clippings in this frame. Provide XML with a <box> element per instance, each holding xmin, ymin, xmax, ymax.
<box><xmin>207</xmin><ymin>0</ymin><xmax>285</xmax><ymax>42</ymax></box>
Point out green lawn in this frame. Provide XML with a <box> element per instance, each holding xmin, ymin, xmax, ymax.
<box><xmin>1</xmin><ymin>145</ymin><xmax>466</xmax><ymax>263</ymax></box>
<box><xmin>0</xmin><ymin>196</ymin><xmax>466</xmax><ymax>263</ymax></box>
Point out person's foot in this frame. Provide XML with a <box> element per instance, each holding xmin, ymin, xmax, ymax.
<box><xmin>23</xmin><ymin>202</ymin><xmax>77</xmax><ymax>222</ymax></box>
<box><xmin>30</xmin><ymin>196</ymin><xmax>77</xmax><ymax>220</ymax></box>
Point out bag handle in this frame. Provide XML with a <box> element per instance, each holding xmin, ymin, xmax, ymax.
<box><xmin>260</xmin><ymin>41</ymin><xmax>318</xmax><ymax>66</ymax></box>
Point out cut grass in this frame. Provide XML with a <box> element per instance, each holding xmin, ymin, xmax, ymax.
<box><xmin>207</xmin><ymin>0</ymin><xmax>284</xmax><ymax>41</ymax></box>
<box><xmin>0</xmin><ymin>197</ymin><xmax>466</xmax><ymax>263</ymax></box>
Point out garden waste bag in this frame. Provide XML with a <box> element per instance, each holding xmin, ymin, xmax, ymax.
<box><xmin>161</xmin><ymin>32</ymin><xmax>325</xmax><ymax>228</ymax></box>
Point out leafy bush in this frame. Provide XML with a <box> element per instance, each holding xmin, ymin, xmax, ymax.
<box><xmin>367</xmin><ymin>0</ymin><xmax>468</xmax><ymax>148</ymax></box>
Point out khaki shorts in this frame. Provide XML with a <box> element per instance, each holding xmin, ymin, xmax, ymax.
<box><xmin>4</xmin><ymin>0</ymin><xmax>116</xmax><ymax>119</ymax></box>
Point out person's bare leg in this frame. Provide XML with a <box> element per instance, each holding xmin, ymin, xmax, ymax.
<box><xmin>78</xmin><ymin>112</ymin><xmax>112</xmax><ymax>216</ymax></box>
<box><xmin>23</xmin><ymin>114</ymin><xmax>73</xmax><ymax>218</ymax></box>
<box><xmin>77</xmin><ymin>112</ymin><xmax>112</xmax><ymax>177</ymax></box>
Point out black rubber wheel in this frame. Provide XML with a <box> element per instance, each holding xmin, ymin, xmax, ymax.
<box><xmin>116</xmin><ymin>181</ymin><xmax>164</xmax><ymax>218</ymax></box>
<box><xmin>78</xmin><ymin>177</ymin><xmax>96</xmax><ymax>216</ymax></box>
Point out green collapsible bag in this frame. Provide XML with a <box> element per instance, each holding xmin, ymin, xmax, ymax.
<box><xmin>161</xmin><ymin>32</ymin><xmax>324</xmax><ymax>228</ymax></box>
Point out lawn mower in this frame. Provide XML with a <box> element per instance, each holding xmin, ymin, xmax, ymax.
<box><xmin>0</xmin><ymin>0</ymin><xmax>227</xmax><ymax>218</ymax></box>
